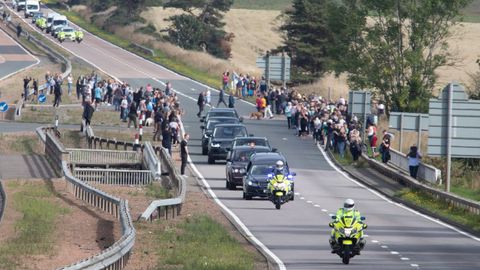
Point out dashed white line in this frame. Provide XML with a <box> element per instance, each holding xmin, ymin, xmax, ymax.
<box><xmin>294</xmin><ymin>192</ymin><xmax>300</xmax><ymax>196</ymax></box>
<box><xmin>401</xmin><ymin>257</ymin><xmax>410</xmax><ymax>261</ymax></box>
<box><xmin>300</xmin><ymin>197</ymin><xmax>305</xmax><ymax>200</ymax></box>
<box><xmin>371</xmin><ymin>240</ymin><xmax>379</xmax><ymax>243</ymax></box>
<box><xmin>321</xmin><ymin>209</ymin><xmax>328</xmax><ymax>212</ymax></box>
<box><xmin>381</xmin><ymin>245</ymin><xmax>389</xmax><ymax>249</ymax></box>
<box><xmin>390</xmin><ymin>251</ymin><xmax>399</xmax><ymax>255</ymax></box>
<box><xmin>314</xmin><ymin>204</ymin><xmax>320</xmax><ymax>207</ymax></box>
<box><xmin>306</xmin><ymin>200</ymin><xmax>313</xmax><ymax>204</ymax></box>
<box><xmin>411</xmin><ymin>264</ymin><xmax>419</xmax><ymax>267</ymax></box>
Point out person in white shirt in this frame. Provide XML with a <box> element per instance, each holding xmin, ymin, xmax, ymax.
<box><xmin>67</xmin><ymin>74</ymin><xmax>73</xmax><ymax>95</ymax></box>
<box><xmin>205</xmin><ymin>89</ymin><xmax>211</xmax><ymax>105</ymax></box>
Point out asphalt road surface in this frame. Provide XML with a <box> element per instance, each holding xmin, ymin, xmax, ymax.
<box><xmin>0</xmin><ymin>26</ymin><xmax>38</xmax><ymax>80</ymax></box>
<box><xmin>7</xmin><ymin>4</ymin><xmax>480</xmax><ymax>270</ymax></box>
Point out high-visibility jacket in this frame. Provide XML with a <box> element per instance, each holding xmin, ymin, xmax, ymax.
<box><xmin>75</xmin><ymin>30</ymin><xmax>84</xmax><ymax>39</ymax></box>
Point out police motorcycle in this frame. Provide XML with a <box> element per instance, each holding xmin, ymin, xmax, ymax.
<box><xmin>329</xmin><ymin>212</ymin><xmax>367</xmax><ymax>264</ymax></box>
<box><xmin>266</xmin><ymin>173</ymin><xmax>294</xmax><ymax>210</ymax></box>
<box><xmin>75</xmin><ymin>30</ymin><xmax>84</xmax><ymax>43</ymax></box>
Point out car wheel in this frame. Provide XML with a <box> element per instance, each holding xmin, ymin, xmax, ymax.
<box><xmin>244</xmin><ymin>192</ymin><xmax>252</xmax><ymax>200</ymax></box>
<box><xmin>242</xmin><ymin>191</ymin><xmax>246</xmax><ymax>199</ymax></box>
<box><xmin>208</xmin><ymin>156</ymin><xmax>215</xmax><ymax>164</ymax></box>
<box><xmin>202</xmin><ymin>147</ymin><xmax>207</xmax><ymax>155</ymax></box>
<box><xmin>225</xmin><ymin>180</ymin><xmax>230</xmax><ymax>189</ymax></box>
<box><xmin>228</xmin><ymin>180</ymin><xmax>235</xmax><ymax>190</ymax></box>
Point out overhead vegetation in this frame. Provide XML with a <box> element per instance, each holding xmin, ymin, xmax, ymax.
<box><xmin>281</xmin><ymin>0</ymin><xmax>473</xmax><ymax>113</ymax></box>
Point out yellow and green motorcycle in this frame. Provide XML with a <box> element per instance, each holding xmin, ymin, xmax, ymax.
<box><xmin>267</xmin><ymin>174</ymin><xmax>292</xmax><ymax>210</ymax></box>
<box><xmin>329</xmin><ymin>213</ymin><xmax>367</xmax><ymax>264</ymax></box>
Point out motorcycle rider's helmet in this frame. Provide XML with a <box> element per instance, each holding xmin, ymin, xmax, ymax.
<box><xmin>276</xmin><ymin>160</ymin><xmax>284</xmax><ymax>171</ymax></box>
<box><xmin>344</xmin><ymin>198</ymin><xmax>355</xmax><ymax>211</ymax></box>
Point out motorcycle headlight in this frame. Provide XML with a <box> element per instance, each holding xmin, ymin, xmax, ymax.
<box><xmin>211</xmin><ymin>142</ymin><xmax>220</xmax><ymax>148</ymax></box>
<box><xmin>344</xmin><ymin>228</ymin><xmax>353</xmax><ymax>237</ymax></box>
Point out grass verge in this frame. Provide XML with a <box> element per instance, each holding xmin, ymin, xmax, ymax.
<box><xmin>396</xmin><ymin>188</ymin><xmax>480</xmax><ymax>233</ymax></box>
<box><xmin>145</xmin><ymin>182</ymin><xmax>171</xmax><ymax>199</ymax></box>
<box><xmin>155</xmin><ymin>215</ymin><xmax>254</xmax><ymax>270</ymax></box>
<box><xmin>0</xmin><ymin>182</ymin><xmax>69</xmax><ymax>269</ymax></box>
<box><xmin>0</xmin><ymin>133</ymin><xmax>43</xmax><ymax>154</ymax></box>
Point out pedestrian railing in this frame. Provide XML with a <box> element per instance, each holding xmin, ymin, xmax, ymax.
<box><xmin>37</xmin><ymin>127</ymin><xmax>135</xmax><ymax>270</ymax></box>
<box><xmin>143</xmin><ymin>142</ymin><xmax>162</xmax><ymax>180</ymax></box>
<box><xmin>68</xmin><ymin>149</ymin><xmax>142</xmax><ymax>166</ymax></box>
<box><xmin>73</xmin><ymin>167</ymin><xmax>153</xmax><ymax>186</ymax></box>
<box><xmin>85</xmin><ymin>126</ymin><xmax>187</xmax><ymax>221</ymax></box>
<box><xmin>388</xmin><ymin>148</ymin><xmax>441</xmax><ymax>184</ymax></box>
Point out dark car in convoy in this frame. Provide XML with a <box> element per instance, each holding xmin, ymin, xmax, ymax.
<box><xmin>208</xmin><ymin>124</ymin><xmax>249</xmax><ymax>164</ymax></box>
<box><xmin>201</xmin><ymin>117</ymin><xmax>240</xmax><ymax>155</ymax></box>
<box><xmin>242</xmin><ymin>152</ymin><xmax>295</xmax><ymax>200</ymax></box>
<box><xmin>225</xmin><ymin>145</ymin><xmax>272</xmax><ymax>190</ymax></box>
<box><xmin>201</xmin><ymin>108</ymin><xmax>241</xmax><ymax>123</ymax></box>
<box><xmin>230</xmin><ymin>137</ymin><xmax>275</xmax><ymax>152</ymax></box>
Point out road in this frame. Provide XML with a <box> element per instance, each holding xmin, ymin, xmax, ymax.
<box><xmin>0</xmin><ymin>26</ymin><xmax>39</xmax><ymax>81</ymax></box>
<box><xmin>6</xmin><ymin>4</ymin><xmax>480</xmax><ymax>270</ymax></box>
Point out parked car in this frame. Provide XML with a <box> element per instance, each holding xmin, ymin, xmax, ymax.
<box><xmin>201</xmin><ymin>116</ymin><xmax>240</xmax><ymax>155</ymax></box>
<box><xmin>201</xmin><ymin>107</ymin><xmax>241</xmax><ymax>123</ymax></box>
<box><xmin>242</xmin><ymin>152</ymin><xmax>295</xmax><ymax>200</ymax></box>
<box><xmin>225</xmin><ymin>145</ymin><xmax>271</xmax><ymax>190</ymax></box>
<box><xmin>207</xmin><ymin>124</ymin><xmax>249</xmax><ymax>164</ymax></box>
<box><xmin>230</xmin><ymin>137</ymin><xmax>275</xmax><ymax>152</ymax></box>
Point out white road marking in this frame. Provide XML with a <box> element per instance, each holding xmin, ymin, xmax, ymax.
<box><xmin>306</xmin><ymin>200</ymin><xmax>313</xmax><ymax>204</ymax></box>
<box><xmin>300</xmin><ymin>197</ymin><xmax>305</xmax><ymax>200</ymax></box>
<box><xmin>411</xmin><ymin>264</ymin><xmax>419</xmax><ymax>267</ymax></box>
<box><xmin>314</xmin><ymin>204</ymin><xmax>320</xmax><ymax>207</ymax></box>
<box><xmin>381</xmin><ymin>245</ymin><xmax>389</xmax><ymax>249</ymax></box>
<box><xmin>371</xmin><ymin>240</ymin><xmax>378</xmax><ymax>243</ymax></box>
<box><xmin>401</xmin><ymin>257</ymin><xmax>410</xmax><ymax>261</ymax></box>
<box><xmin>321</xmin><ymin>209</ymin><xmax>328</xmax><ymax>212</ymax></box>
<box><xmin>316</xmin><ymin>144</ymin><xmax>480</xmax><ymax>243</ymax></box>
<box><xmin>294</xmin><ymin>192</ymin><xmax>300</xmax><ymax>196</ymax></box>
<box><xmin>390</xmin><ymin>251</ymin><xmax>399</xmax><ymax>255</ymax></box>
<box><xmin>282</xmin><ymin>138</ymin><xmax>288</xmax><ymax>141</ymax></box>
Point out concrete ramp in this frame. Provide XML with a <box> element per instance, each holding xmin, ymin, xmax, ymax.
<box><xmin>0</xmin><ymin>154</ymin><xmax>56</xmax><ymax>179</ymax></box>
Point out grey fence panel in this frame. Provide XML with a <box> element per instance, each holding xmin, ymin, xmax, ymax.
<box><xmin>68</xmin><ymin>149</ymin><xmax>142</xmax><ymax>165</ymax></box>
<box><xmin>388</xmin><ymin>149</ymin><xmax>442</xmax><ymax>184</ymax></box>
<box><xmin>73</xmin><ymin>168</ymin><xmax>153</xmax><ymax>186</ymax></box>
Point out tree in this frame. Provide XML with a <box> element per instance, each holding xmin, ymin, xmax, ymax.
<box><xmin>325</xmin><ymin>0</ymin><xmax>472</xmax><ymax>113</ymax></box>
<box><xmin>279</xmin><ymin>0</ymin><xmax>331</xmax><ymax>84</ymax></box>
<box><xmin>163</xmin><ymin>0</ymin><xmax>234</xmax><ymax>59</ymax></box>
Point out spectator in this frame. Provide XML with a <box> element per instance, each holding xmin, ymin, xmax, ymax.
<box><xmin>336</xmin><ymin>126</ymin><xmax>347</xmax><ymax>159</ymax></box>
<box><xmin>217</xmin><ymin>88</ymin><xmax>227</xmax><ymax>107</ymax></box>
<box><xmin>81</xmin><ymin>101</ymin><xmax>94</xmax><ymax>132</ymax></box>
<box><xmin>153</xmin><ymin>109</ymin><xmax>163</xmax><ymax>141</ymax></box>
<box><xmin>169</xmin><ymin>117</ymin><xmax>179</xmax><ymax>146</ymax></box>
<box><xmin>407</xmin><ymin>145</ymin><xmax>422</xmax><ymax>179</ymax></box>
<box><xmin>367</xmin><ymin>123</ymin><xmax>378</xmax><ymax>157</ymax></box>
<box><xmin>53</xmin><ymin>79</ymin><xmax>62</xmax><ymax>107</ymax></box>
<box><xmin>127</xmin><ymin>102</ymin><xmax>138</xmax><ymax>129</ymax></box>
<box><xmin>205</xmin><ymin>88</ymin><xmax>211</xmax><ymax>105</ymax></box>
<box><xmin>264</xmin><ymin>94</ymin><xmax>274</xmax><ymax>119</ymax></box>
<box><xmin>180</xmin><ymin>133</ymin><xmax>189</xmax><ymax>175</ymax></box>
<box><xmin>222</xmin><ymin>71</ymin><xmax>229</xmax><ymax>91</ymax></box>
<box><xmin>379</xmin><ymin>130</ymin><xmax>391</xmax><ymax>163</ymax></box>
<box><xmin>235</xmin><ymin>74</ymin><xmax>243</xmax><ymax>97</ymax></box>
<box><xmin>23</xmin><ymin>76</ymin><xmax>31</xmax><ymax>101</ymax></box>
<box><xmin>94</xmin><ymin>83</ymin><xmax>102</xmax><ymax>110</ymax></box>
<box><xmin>16</xmin><ymin>24</ymin><xmax>22</xmax><ymax>38</ymax></box>
<box><xmin>76</xmin><ymin>76</ymin><xmax>82</xmax><ymax>100</ymax></box>
<box><xmin>67</xmin><ymin>74</ymin><xmax>73</xmax><ymax>95</ymax></box>
<box><xmin>259</xmin><ymin>76</ymin><xmax>267</xmax><ymax>95</ymax></box>
<box><xmin>285</xmin><ymin>102</ymin><xmax>293</xmax><ymax>129</ymax></box>
<box><xmin>349</xmin><ymin>128</ymin><xmax>362</xmax><ymax>163</ymax></box>
<box><xmin>120</xmin><ymin>96</ymin><xmax>128</xmax><ymax>122</ymax></box>
<box><xmin>197</xmin><ymin>91</ymin><xmax>205</xmax><ymax>117</ymax></box>
<box><xmin>32</xmin><ymin>78</ymin><xmax>38</xmax><ymax>101</ymax></box>
<box><xmin>162</xmin><ymin>126</ymin><xmax>172</xmax><ymax>155</ymax></box>
<box><xmin>228</xmin><ymin>94</ymin><xmax>235</xmax><ymax>108</ymax></box>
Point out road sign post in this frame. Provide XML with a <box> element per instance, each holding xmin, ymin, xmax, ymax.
<box><xmin>428</xmin><ymin>82</ymin><xmax>480</xmax><ymax>191</ymax></box>
<box><xmin>348</xmin><ymin>90</ymin><xmax>372</xmax><ymax>142</ymax></box>
<box><xmin>256</xmin><ymin>53</ymin><xmax>291</xmax><ymax>88</ymax></box>
<box><xmin>38</xmin><ymin>94</ymin><xmax>46</xmax><ymax>104</ymax></box>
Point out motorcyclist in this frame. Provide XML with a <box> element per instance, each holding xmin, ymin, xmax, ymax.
<box><xmin>267</xmin><ymin>172</ymin><xmax>291</xmax><ymax>197</ymax></box>
<box><xmin>58</xmin><ymin>30</ymin><xmax>65</xmax><ymax>42</ymax></box>
<box><xmin>75</xmin><ymin>29</ymin><xmax>84</xmax><ymax>42</ymax></box>
<box><xmin>273</xmin><ymin>160</ymin><xmax>285</xmax><ymax>176</ymax></box>
<box><xmin>329</xmin><ymin>199</ymin><xmax>367</xmax><ymax>254</ymax></box>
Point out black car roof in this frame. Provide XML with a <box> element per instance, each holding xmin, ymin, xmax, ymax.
<box><xmin>214</xmin><ymin>123</ymin><xmax>246</xmax><ymax>128</ymax></box>
<box><xmin>208</xmin><ymin>108</ymin><xmax>237</xmax><ymax>112</ymax></box>
<box><xmin>231</xmin><ymin>145</ymin><xmax>271</xmax><ymax>151</ymax></box>
<box><xmin>207</xmin><ymin>116</ymin><xmax>239</xmax><ymax>122</ymax></box>
<box><xmin>250</xmin><ymin>152</ymin><xmax>286</xmax><ymax>163</ymax></box>
<box><xmin>233</xmin><ymin>136</ymin><xmax>268</xmax><ymax>141</ymax></box>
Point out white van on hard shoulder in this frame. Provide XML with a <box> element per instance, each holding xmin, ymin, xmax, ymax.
<box><xmin>24</xmin><ymin>0</ymin><xmax>40</xmax><ymax>18</ymax></box>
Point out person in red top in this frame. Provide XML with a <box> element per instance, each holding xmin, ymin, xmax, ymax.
<box><xmin>222</xmin><ymin>71</ymin><xmax>229</xmax><ymax>91</ymax></box>
<box><xmin>256</xmin><ymin>95</ymin><xmax>263</xmax><ymax>112</ymax></box>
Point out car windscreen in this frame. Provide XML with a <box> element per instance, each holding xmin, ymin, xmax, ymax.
<box><xmin>206</xmin><ymin>119</ymin><xmax>238</xmax><ymax>130</ymax></box>
<box><xmin>233</xmin><ymin>149</ymin><xmax>270</xmax><ymax>162</ymax></box>
<box><xmin>27</xmin><ymin>4</ymin><xmax>38</xmax><ymax>9</ymax></box>
<box><xmin>234</xmin><ymin>138</ymin><xmax>268</xmax><ymax>148</ymax></box>
<box><xmin>53</xmin><ymin>20</ymin><xmax>67</xmax><ymax>26</ymax></box>
<box><xmin>213</xmin><ymin>126</ymin><xmax>247</xmax><ymax>139</ymax></box>
<box><xmin>250</xmin><ymin>165</ymin><xmax>274</xmax><ymax>175</ymax></box>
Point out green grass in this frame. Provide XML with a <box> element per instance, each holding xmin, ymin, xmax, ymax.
<box><xmin>156</xmin><ymin>215</ymin><xmax>254</xmax><ymax>270</ymax></box>
<box><xmin>451</xmin><ymin>185</ymin><xmax>480</xmax><ymax>202</ymax></box>
<box><xmin>396</xmin><ymin>188</ymin><xmax>480</xmax><ymax>233</ymax></box>
<box><xmin>0</xmin><ymin>182</ymin><xmax>69</xmax><ymax>269</ymax></box>
<box><xmin>145</xmin><ymin>182</ymin><xmax>171</xmax><ymax>199</ymax></box>
<box><xmin>232</xmin><ymin>0</ymin><xmax>292</xmax><ymax>10</ymax></box>
<box><xmin>0</xmin><ymin>133</ymin><xmax>42</xmax><ymax>154</ymax></box>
